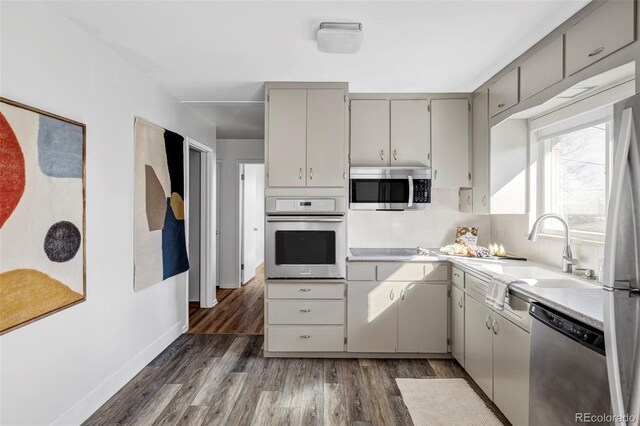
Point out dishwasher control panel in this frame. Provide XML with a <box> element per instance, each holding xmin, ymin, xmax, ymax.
<box><xmin>530</xmin><ymin>303</ymin><xmax>605</xmax><ymax>355</ymax></box>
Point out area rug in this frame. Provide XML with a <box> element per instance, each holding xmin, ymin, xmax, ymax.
<box><xmin>396</xmin><ymin>378</ymin><xmax>503</xmax><ymax>426</ymax></box>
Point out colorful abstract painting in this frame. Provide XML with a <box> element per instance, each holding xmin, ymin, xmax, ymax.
<box><xmin>0</xmin><ymin>98</ymin><xmax>86</xmax><ymax>334</ymax></box>
<box><xmin>134</xmin><ymin>118</ymin><xmax>189</xmax><ymax>290</ymax></box>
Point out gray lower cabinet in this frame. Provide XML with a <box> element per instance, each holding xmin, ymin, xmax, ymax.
<box><xmin>398</xmin><ymin>282</ymin><xmax>448</xmax><ymax>353</ymax></box>
<box><xmin>464</xmin><ymin>294</ymin><xmax>494</xmax><ymax>398</ymax></box>
<box><xmin>451</xmin><ymin>285</ymin><xmax>465</xmax><ymax>366</ymax></box>
<box><xmin>464</xmin><ymin>293</ymin><xmax>530</xmax><ymax>426</ymax></box>
<box><xmin>347</xmin><ymin>281</ymin><xmax>398</xmax><ymax>353</ymax></box>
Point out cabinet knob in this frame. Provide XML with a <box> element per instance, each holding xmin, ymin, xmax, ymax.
<box><xmin>588</xmin><ymin>46</ymin><xmax>605</xmax><ymax>57</ymax></box>
<box><xmin>299</xmin><ymin>309</ymin><xmax>311</xmax><ymax>313</ymax></box>
<box><xmin>427</xmin><ymin>153</ymin><xmax>431</xmax><ymax>161</ymax></box>
<box><xmin>485</xmin><ymin>315</ymin><xmax>492</xmax><ymax>330</ymax></box>
<box><xmin>492</xmin><ymin>319</ymin><xmax>499</xmax><ymax>335</ymax></box>
<box><xmin>497</xmin><ymin>103</ymin><xmax>506</xmax><ymax>108</ymax></box>
<box><xmin>299</xmin><ymin>335</ymin><xmax>311</xmax><ymax>339</ymax></box>
<box><xmin>393</xmin><ymin>149</ymin><xmax>398</xmax><ymax>161</ymax></box>
<box><xmin>434</xmin><ymin>170</ymin><xmax>438</xmax><ymax>180</ymax></box>
<box><xmin>380</xmin><ymin>149</ymin><xmax>385</xmax><ymax>161</ymax></box>
<box><xmin>299</xmin><ymin>288</ymin><xmax>311</xmax><ymax>292</ymax></box>
<box><xmin>310</xmin><ymin>167</ymin><xmax>313</xmax><ymax>180</ymax></box>
<box><xmin>299</xmin><ymin>167</ymin><xmax>303</xmax><ymax>180</ymax></box>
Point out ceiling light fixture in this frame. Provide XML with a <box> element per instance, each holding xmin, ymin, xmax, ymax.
<box><xmin>317</xmin><ymin>22</ymin><xmax>363</xmax><ymax>54</ymax></box>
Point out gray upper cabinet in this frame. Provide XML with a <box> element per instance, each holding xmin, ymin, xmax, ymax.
<box><xmin>520</xmin><ymin>36</ymin><xmax>564</xmax><ymax>101</ymax></box>
<box><xmin>350</xmin><ymin>100</ymin><xmax>390</xmax><ymax>167</ymax></box>
<box><xmin>390</xmin><ymin>100</ymin><xmax>430</xmax><ymax>167</ymax></box>
<box><xmin>267</xmin><ymin>85</ymin><xmax>347</xmax><ymax>188</ymax></box>
<box><xmin>472</xmin><ymin>90</ymin><xmax>490</xmax><ymax>214</ymax></box>
<box><xmin>431</xmin><ymin>99</ymin><xmax>470</xmax><ymax>188</ymax></box>
<box><xmin>565</xmin><ymin>0</ymin><xmax>635</xmax><ymax>76</ymax></box>
<box><xmin>306</xmin><ymin>89</ymin><xmax>346</xmax><ymax>187</ymax></box>
<box><xmin>267</xmin><ymin>89</ymin><xmax>307</xmax><ymax>187</ymax></box>
<box><xmin>488</xmin><ymin>67</ymin><xmax>519</xmax><ymax>117</ymax></box>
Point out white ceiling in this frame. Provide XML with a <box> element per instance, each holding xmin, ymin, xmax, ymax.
<box><xmin>49</xmin><ymin>0</ymin><xmax>590</xmax><ymax>138</ymax></box>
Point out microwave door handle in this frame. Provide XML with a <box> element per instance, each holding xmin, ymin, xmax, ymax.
<box><xmin>407</xmin><ymin>176</ymin><xmax>414</xmax><ymax>207</ymax></box>
<box><xmin>266</xmin><ymin>217</ymin><xmax>344</xmax><ymax>223</ymax></box>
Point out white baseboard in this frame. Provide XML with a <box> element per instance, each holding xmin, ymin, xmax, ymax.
<box><xmin>53</xmin><ymin>321</ymin><xmax>186</xmax><ymax>426</ymax></box>
<box><xmin>219</xmin><ymin>283</ymin><xmax>239</xmax><ymax>289</ymax></box>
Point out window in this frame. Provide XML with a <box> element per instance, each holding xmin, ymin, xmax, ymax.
<box><xmin>542</xmin><ymin>121</ymin><xmax>611</xmax><ymax>236</ymax></box>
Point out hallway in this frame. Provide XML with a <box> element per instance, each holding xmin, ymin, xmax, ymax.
<box><xmin>188</xmin><ymin>264</ymin><xmax>264</xmax><ymax>335</ymax></box>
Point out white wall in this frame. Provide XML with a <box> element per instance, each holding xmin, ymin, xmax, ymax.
<box><xmin>349</xmin><ymin>188</ymin><xmax>491</xmax><ymax>249</ymax></box>
<box><xmin>216</xmin><ymin>139</ymin><xmax>264</xmax><ymax>288</ymax></box>
<box><xmin>0</xmin><ymin>3</ymin><xmax>216</xmax><ymax>425</ymax></box>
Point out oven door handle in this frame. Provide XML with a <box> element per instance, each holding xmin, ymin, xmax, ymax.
<box><xmin>407</xmin><ymin>176</ymin><xmax>414</xmax><ymax>208</ymax></box>
<box><xmin>266</xmin><ymin>216</ymin><xmax>344</xmax><ymax>223</ymax></box>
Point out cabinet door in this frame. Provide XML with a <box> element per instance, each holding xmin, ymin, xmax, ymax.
<box><xmin>267</xmin><ymin>89</ymin><xmax>307</xmax><ymax>187</ymax></box>
<box><xmin>459</xmin><ymin>189</ymin><xmax>473</xmax><ymax>213</ymax></box>
<box><xmin>390</xmin><ymin>100</ymin><xmax>430</xmax><ymax>167</ymax></box>
<box><xmin>493</xmin><ymin>314</ymin><xmax>530</xmax><ymax>426</ymax></box>
<box><xmin>431</xmin><ymin>99</ymin><xmax>470</xmax><ymax>188</ymax></box>
<box><xmin>565</xmin><ymin>0</ymin><xmax>635</xmax><ymax>76</ymax></box>
<box><xmin>464</xmin><ymin>295</ymin><xmax>493</xmax><ymax>398</ymax></box>
<box><xmin>397</xmin><ymin>282</ymin><xmax>448</xmax><ymax>353</ymax></box>
<box><xmin>520</xmin><ymin>36</ymin><xmax>563</xmax><ymax>101</ymax></box>
<box><xmin>347</xmin><ymin>281</ymin><xmax>397</xmax><ymax>353</ymax></box>
<box><xmin>472</xmin><ymin>90</ymin><xmax>490</xmax><ymax>214</ymax></box>
<box><xmin>451</xmin><ymin>285</ymin><xmax>465</xmax><ymax>366</ymax></box>
<box><xmin>489</xmin><ymin>68</ymin><xmax>519</xmax><ymax>117</ymax></box>
<box><xmin>307</xmin><ymin>89</ymin><xmax>346</xmax><ymax>187</ymax></box>
<box><xmin>350</xmin><ymin>100</ymin><xmax>390</xmax><ymax>166</ymax></box>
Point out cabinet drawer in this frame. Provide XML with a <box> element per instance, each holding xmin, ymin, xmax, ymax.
<box><xmin>500</xmin><ymin>295</ymin><xmax>531</xmax><ymax>332</ymax></box>
<box><xmin>451</xmin><ymin>267</ymin><xmax>465</xmax><ymax>289</ymax></box>
<box><xmin>489</xmin><ymin>68</ymin><xmax>519</xmax><ymax>117</ymax></box>
<box><xmin>347</xmin><ymin>263</ymin><xmax>376</xmax><ymax>281</ymax></box>
<box><xmin>424</xmin><ymin>264</ymin><xmax>449</xmax><ymax>281</ymax></box>
<box><xmin>267</xmin><ymin>300</ymin><xmax>345</xmax><ymax>325</ymax></box>
<box><xmin>566</xmin><ymin>0</ymin><xmax>635</xmax><ymax>76</ymax></box>
<box><xmin>465</xmin><ymin>273</ymin><xmax>488</xmax><ymax>299</ymax></box>
<box><xmin>267</xmin><ymin>326</ymin><xmax>344</xmax><ymax>352</ymax></box>
<box><xmin>377</xmin><ymin>263</ymin><xmax>425</xmax><ymax>281</ymax></box>
<box><xmin>520</xmin><ymin>36</ymin><xmax>563</xmax><ymax>100</ymax></box>
<box><xmin>267</xmin><ymin>282</ymin><xmax>344</xmax><ymax>299</ymax></box>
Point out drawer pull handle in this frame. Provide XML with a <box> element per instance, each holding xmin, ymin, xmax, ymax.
<box><xmin>492</xmin><ymin>320</ymin><xmax>499</xmax><ymax>335</ymax></box>
<box><xmin>458</xmin><ymin>296</ymin><xmax>463</xmax><ymax>308</ymax></box>
<box><xmin>485</xmin><ymin>315</ymin><xmax>492</xmax><ymax>330</ymax></box>
<box><xmin>482</xmin><ymin>195</ymin><xmax>487</xmax><ymax>206</ymax></box>
<box><xmin>310</xmin><ymin>167</ymin><xmax>313</xmax><ymax>180</ymax></box>
<box><xmin>380</xmin><ymin>149</ymin><xmax>385</xmax><ymax>161</ymax></box>
<box><xmin>390</xmin><ymin>289</ymin><xmax>395</xmax><ymax>301</ymax></box>
<box><xmin>588</xmin><ymin>46</ymin><xmax>605</xmax><ymax>57</ymax></box>
<box><xmin>299</xmin><ymin>288</ymin><xmax>311</xmax><ymax>292</ymax></box>
<box><xmin>393</xmin><ymin>149</ymin><xmax>398</xmax><ymax>161</ymax></box>
<box><xmin>299</xmin><ymin>167</ymin><xmax>303</xmax><ymax>180</ymax></box>
<box><xmin>299</xmin><ymin>309</ymin><xmax>311</xmax><ymax>313</ymax></box>
<box><xmin>300</xmin><ymin>335</ymin><xmax>311</xmax><ymax>339</ymax></box>
<box><xmin>453</xmin><ymin>273</ymin><xmax>460</xmax><ymax>278</ymax></box>
<box><xmin>497</xmin><ymin>103</ymin><xmax>506</xmax><ymax>108</ymax></box>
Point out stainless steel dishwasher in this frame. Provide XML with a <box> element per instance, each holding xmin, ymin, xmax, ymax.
<box><xmin>529</xmin><ymin>303</ymin><xmax>611</xmax><ymax>425</ymax></box>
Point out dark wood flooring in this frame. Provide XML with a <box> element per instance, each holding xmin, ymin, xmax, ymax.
<box><xmin>84</xmin><ymin>334</ymin><xmax>509</xmax><ymax>425</ymax></box>
<box><xmin>189</xmin><ymin>264</ymin><xmax>264</xmax><ymax>335</ymax></box>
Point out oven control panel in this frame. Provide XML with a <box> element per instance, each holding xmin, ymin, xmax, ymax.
<box><xmin>274</xmin><ymin>199</ymin><xmax>337</xmax><ymax>213</ymax></box>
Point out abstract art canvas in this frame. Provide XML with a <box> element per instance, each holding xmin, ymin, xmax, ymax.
<box><xmin>134</xmin><ymin>118</ymin><xmax>189</xmax><ymax>290</ymax></box>
<box><xmin>0</xmin><ymin>98</ymin><xmax>86</xmax><ymax>334</ymax></box>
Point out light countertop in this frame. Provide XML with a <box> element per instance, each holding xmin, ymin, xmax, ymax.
<box><xmin>347</xmin><ymin>248</ymin><xmax>605</xmax><ymax>330</ymax></box>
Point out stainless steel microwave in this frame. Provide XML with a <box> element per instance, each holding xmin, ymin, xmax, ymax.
<box><xmin>349</xmin><ymin>167</ymin><xmax>431</xmax><ymax>210</ymax></box>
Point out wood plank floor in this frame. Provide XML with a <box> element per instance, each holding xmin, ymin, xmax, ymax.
<box><xmin>189</xmin><ymin>265</ymin><xmax>264</xmax><ymax>335</ymax></box>
<box><xmin>84</xmin><ymin>334</ymin><xmax>509</xmax><ymax>426</ymax></box>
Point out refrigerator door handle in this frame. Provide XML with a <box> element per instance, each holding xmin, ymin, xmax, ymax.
<box><xmin>604</xmin><ymin>107</ymin><xmax>636</xmax><ymax>425</ymax></box>
<box><xmin>604</xmin><ymin>108</ymin><xmax>634</xmax><ymax>290</ymax></box>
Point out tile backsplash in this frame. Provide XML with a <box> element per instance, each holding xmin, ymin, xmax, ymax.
<box><xmin>348</xmin><ymin>188</ymin><xmax>491</xmax><ymax>249</ymax></box>
<box><xmin>490</xmin><ymin>214</ymin><xmax>605</xmax><ymax>276</ymax></box>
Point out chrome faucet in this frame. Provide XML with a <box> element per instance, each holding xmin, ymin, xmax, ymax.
<box><xmin>528</xmin><ymin>213</ymin><xmax>578</xmax><ymax>273</ymax></box>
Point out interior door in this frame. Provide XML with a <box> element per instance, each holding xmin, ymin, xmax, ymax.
<box><xmin>242</xmin><ymin>164</ymin><xmax>259</xmax><ymax>284</ymax></box>
<box><xmin>397</xmin><ymin>282</ymin><xmax>448</xmax><ymax>353</ymax></box>
<box><xmin>390</xmin><ymin>100</ymin><xmax>430</xmax><ymax>167</ymax></box>
<box><xmin>216</xmin><ymin>160</ymin><xmax>221</xmax><ymax>287</ymax></box>
<box><xmin>350</xmin><ymin>100</ymin><xmax>390</xmax><ymax>166</ymax></box>
<box><xmin>464</xmin><ymin>295</ymin><xmax>494</xmax><ymax>398</ymax></box>
<box><xmin>267</xmin><ymin>89</ymin><xmax>306</xmax><ymax>187</ymax></box>
<box><xmin>431</xmin><ymin>99</ymin><xmax>470</xmax><ymax>187</ymax></box>
<box><xmin>188</xmin><ymin>149</ymin><xmax>201</xmax><ymax>302</ymax></box>
<box><xmin>306</xmin><ymin>89</ymin><xmax>345</xmax><ymax>187</ymax></box>
<box><xmin>347</xmin><ymin>281</ymin><xmax>398</xmax><ymax>353</ymax></box>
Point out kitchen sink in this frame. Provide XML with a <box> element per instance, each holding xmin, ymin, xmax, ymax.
<box><xmin>478</xmin><ymin>264</ymin><xmax>601</xmax><ymax>289</ymax></box>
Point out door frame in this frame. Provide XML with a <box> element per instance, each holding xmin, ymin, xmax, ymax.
<box><xmin>185</xmin><ymin>138</ymin><xmax>217</xmax><ymax>309</ymax></box>
<box><xmin>237</xmin><ymin>159</ymin><xmax>264</xmax><ymax>286</ymax></box>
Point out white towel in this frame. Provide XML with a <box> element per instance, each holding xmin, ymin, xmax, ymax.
<box><xmin>485</xmin><ymin>275</ymin><xmax>514</xmax><ymax>310</ymax></box>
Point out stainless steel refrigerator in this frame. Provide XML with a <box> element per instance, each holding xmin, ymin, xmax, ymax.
<box><xmin>604</xmin><ymin>93</ymin><xmax>640</xmax><ymax>425</ymax></box>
